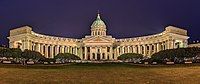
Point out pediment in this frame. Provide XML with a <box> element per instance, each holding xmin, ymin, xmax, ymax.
<box><xmin>83</xmin><ymin>36</ymin><xmax>114</xmax><ymax>43</ymax></box>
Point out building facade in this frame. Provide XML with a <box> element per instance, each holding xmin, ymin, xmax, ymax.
<box><xmin>188</xmin><ymin>42</ymin><xmax>200</xmax><ymax>47</ymax></box>
<box><xmin>8</xmin><ymin>14</ymin><xmax>189</xmax><ymax>60</ymax></box>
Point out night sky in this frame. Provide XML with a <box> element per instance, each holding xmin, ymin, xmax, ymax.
<box><xmin>0</xmin><ymin>0</ymin><xmax>200</xmax><ymax>46</ymax></box>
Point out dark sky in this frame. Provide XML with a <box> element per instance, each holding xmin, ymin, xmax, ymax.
<box><xmin>0</xmin><ymin>0</ymin><xmax>200</xmax><ymax>46</ymax></box>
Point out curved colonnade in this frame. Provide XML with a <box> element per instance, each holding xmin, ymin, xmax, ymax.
<box><xmin>8</xmin><ymin>26</ymin><xmax>189</xmax><ymax>60</ymax></box>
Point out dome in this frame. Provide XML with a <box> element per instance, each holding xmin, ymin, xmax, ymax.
<box><xmin>91</xmin><ymin>14</ymin><xmax>106</xmax><ymax>28</ymax></box>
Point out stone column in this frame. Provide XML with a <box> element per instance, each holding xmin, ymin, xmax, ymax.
<box><xmin>153</xmin><ymin>44</ymin><xmax>157</xmax><ymax>54</ymax></box>
<box><xmin>67</xmin><ymin>46</ymin><xmax>69</xmax><ymax>53</ymax></box>
<box><xmin>34</xmin><ymin>43</ymin><xmax>37</xmax><ymax>51</ymax></box>
<box><xmin>36</xmin><ymin>43</ymin><xmax>40</xmax><ymax>52</ymax></box>
<box><xmin>29</xmin><ymin>40</ymin><xmax>32</xmax><ymax>51</ymax></box>
<box><xmin>149</xmin><ymin>44</ymin><xmax>152</xmax><ymax>56</ymax></box>
<box><xmin>90</xmin><ymin>47</ymin><xmax>92</xmax><ymax>60</ymax></box>
<box><xmin>50</xmin><ymin>45</ymin><xmax>54</xmax><ymax>58</ymax></box>
<box><xmin>138</xmin><ymin>45</ymin><xmax>141</xmax><ymax>54</ymax></box>
<box><xmin>168</xmin><ymin>40</ymin><xmax>171</xmax><ymax>49</ymax></box>
<box><xmin>84</xmin><ymin>46</ymin><xmax>87</xmax><ymax>60</ymax></box>
<box><xmin>75</xmin><ymin>47</ymin><xmax>78</xmax><ymax>55</ymax></box>
<box><xmin>124</xmin><ymin>46</ymin><xmax>127</xmax><ymax>53</ymax></box>
<box><xmin>105</xmin><ymin>47</ymin><xmax>108</xmax><ymax>60</ymax></box>
<box><xmin>168</xmin><ymin>39</ymin><xmax>174</xmax><ymax>49</ymax></box>
<box><xmin>116</xmin><ymin>47</ymin><xmax>119</xmax><ymax>57</ymax></box>
<box><xmin>23</xmin><ymin>39</ymin><xmax>31</xmax><ymax>50</ymax></box>
<box><xmin>95</xmin><ymin>47</ymin><xmax>98</xmax><ymax>60</ymax></box>
<box><xmin>45</xmin><ymin>45</ymin><xmax>49</xmax><ymax>58</ymax></box>
<box><xmin>55</xmin><ymin>45</ymin><xmax>59</xmax><ymax>55</ymax></box>
<box><xmin>79</xmin><ymin>47</ymin><xmax>83</xmax><ymax>60</ymax></box>
<box><xmin>127</xmin><ymin>46</ymin><xmax>130</xmax><ymax>53</ymax></box>
<box><xmin>161</xmin><ymin>42</ymin><xmax>164</xmax><ymax>50</ymax></box>
<box><xmin>66</xmin><ymin>46</ymin><xmax>69</xmax><ymax>53</ymax></box>
<box><xmin>157</xmin><ymin>43</ymin><xmax>160</xmax><ymax>52</ymax></box>
<box><xmin>143</xmin><ymin>45</ymin><xmax>147</xmax><ymax>56</ymax></box>
<box><xmin>40</xmin><ymin>44</ymin><xmax>44</xmax><ymax>56</ymax></box>
<box><xmin>113</xmin><ymin>48</ymin><xmax>116</xmax><ymax>60</ymax></box>
<box><xmin>100</xmin><ymin>47</ymin><xmax>102</xmax><ymax>60</ymax></box>
<box><xmin>61</xmin><ymin>46</ymin><xmax>65</xmax><ymax>53</ymax></box>
<box><xmin>133</xmin><ymin>45</ymin><xmax>136</xmax><ymax>53</ymax></box>
<box><xmin>22</xmin><ymin>40</ymin><xmax>25</xmax><ymax>50</ymax></box>
<box><xmin>70</xmin><ymin>46</ymin><xmax>73</xmax><ymax>54</ymax></box>
<box><xmin>110</xmin><ymin>47</ymin><xmax>114</xmax><ymax>60</ymax></box>
<box><xmin>122</xmin><ymin>46</ymin><xmax>125</xmax><ymax>54</ymax></box>
<box><xmin>67</xmin><ymin>46</ymin><xmax>70</xmax><ymax>54</ymax></box>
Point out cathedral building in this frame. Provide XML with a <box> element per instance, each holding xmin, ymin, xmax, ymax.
<box><xmin>8</xmin><ymin>13</ymin><xmax>189</xmax><ymax>60</ymax></box>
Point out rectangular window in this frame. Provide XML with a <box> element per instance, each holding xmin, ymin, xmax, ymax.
<box><xmin>87</xmin><ymin>47</ymin><xmax>90</xmax><ymax>52</ymax></box>
<box><xmin>107</xmin><ymin>47</ymin><xmax>110</xmax><ymax>52</ymax></box>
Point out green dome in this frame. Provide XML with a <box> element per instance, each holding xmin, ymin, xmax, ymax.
<box><xmin>91</xmin><ymin>14</ymin><xmax>106</xmax><ymax>28</ymax></box>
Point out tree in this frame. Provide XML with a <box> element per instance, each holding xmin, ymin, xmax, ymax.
<box><xmin>0</xmin><ymin>48</ymin><xmax>12</xmax><ymax>58</ymax></box>
<box><xmin>118</xmin><ymin>53</ymin><xmax>143</xmax><ymax>60</ymax></box>
<box><xmin>151</xmin><ymin>47</ymin><xmax>200</xmax><ymax>63</ymax></box>
<box><xmin>21</xmin><ymin>49</ymin><xmax>45</xmax><ymax>60</ymax></box>
<box><xmin>54</xmin><ymin>53</ymin><xmax>81</xmax><ymax>60</ymax></box>
<box><xmin>10</xmin><ymin>48</ymin><xmax>22</xmax><ymax>58</ymax></box>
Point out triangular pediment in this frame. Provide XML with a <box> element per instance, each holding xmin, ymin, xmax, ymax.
<box><xmin>83</xmin><ymin>36</ymin><xmax>114</xmax><ymax>43</ymax></box>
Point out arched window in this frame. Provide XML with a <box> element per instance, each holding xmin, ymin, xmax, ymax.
<box><xmin>102</xmin><ymin>53</ymin><xmax>105</xmax><ymax>59</ymax></box>
<box><xmin>93</xmin><ymin>53</ymin><xmax>95</xmax><ymax>59</ymax></box>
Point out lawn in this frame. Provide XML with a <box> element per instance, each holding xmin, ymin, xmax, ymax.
<box><xmin>0</xmin><ymin>63</ymin><xmax>200</xmax><ymax>84</ymax></box>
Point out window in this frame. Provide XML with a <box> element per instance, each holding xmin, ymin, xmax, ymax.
<box><xmin>102</xmin><ymin>53</ymin><xmax>105</xmax><ymax>59</ymax></box>
<box><xmin>82</xmin><ymin>47</ymin><xmax>85</xmax><ymax>52</ymax></box>
<box><xmin>152</xmin><ymin>46</ymin><xmax>154</xmax><ymax>50</ymax></box>
<box><xmin>88</xmin><ymin>54</ymin><xmax>90</xmax><ymax>60</ymax></box>
<box><xmin>147</xmin><ymin>46</ymin><xmax>149</xmax><ymax>50</ymax></box>
<box><xmin>93</xmin><ymin>53</ymin><xmax>95</xmax><ymax>59</ymax></box>
<box><xmin>175</xmin><ymin>42</ymin><xmax>180</xmax><ymax>48</ymax></box>
<box><xmin>87</xmin><ymin>47</ymin><xmax>90</xmax><ymax>52</ymax></box>
<box><xmin>107</xmin><ymin>47</ymin><xmax>110</xmax><ymax>52</ymax></box>
<box><xmin>18</xmin><ymin>45</ymin><xmax>20</xmax><ymax>48</ymax></box>
<box><xmin>83</xmin><ymin>55</ymin><xmax>85</xmax><ymax>59</ymax></box>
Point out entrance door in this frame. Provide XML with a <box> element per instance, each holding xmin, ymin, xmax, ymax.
<box><xmin>97</xmin><ymin>53</ymin><xmax>100</xmax><ymax>60</ymax></box>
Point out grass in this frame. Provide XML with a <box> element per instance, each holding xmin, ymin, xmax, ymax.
<box><xmin>0</xmin><ymin>63</ymin><xmax>200</xmax><ymax>84</ymax></box>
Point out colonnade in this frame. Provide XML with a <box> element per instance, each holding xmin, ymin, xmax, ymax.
<box><xmin>116</xmin><ymin>40</ymin><xmax>175</xmax><ymax>57</ymax></box>
<box><xmin>11</xmin><ymin>39</ymin><xmax>183</xmax><ymax>59</ymax></box>
<box><xmin>20</xmin><ymin>40</ymin><xmax>79</xmax><ymax>58</ymax></box>
<box><xmin>83</xmin><ymin>46</ymin><xmax>114</xmax><ymax>60</ymax></box>
<box><xmin>91</xmin><ymin>29</ymin><xmax>106</xmax><ymax>36</ymax></box>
